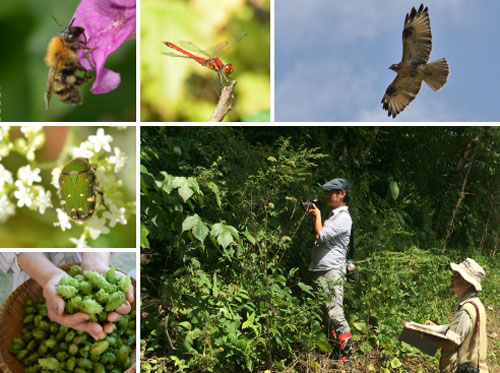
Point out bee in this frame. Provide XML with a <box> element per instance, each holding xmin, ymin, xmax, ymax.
<box><xmin>44</xmin><ymin>16</ymin><xmax>93</xmax><ymax>110</ymax></box>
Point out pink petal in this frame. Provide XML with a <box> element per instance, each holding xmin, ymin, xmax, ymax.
<box><xmin>72</xmin><ymin>0</ymin><xmax>136</xmax><ymax>94</ymax></box>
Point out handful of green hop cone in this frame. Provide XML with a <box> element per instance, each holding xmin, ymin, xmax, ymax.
<box><xmin>56</xmin><ymin>265</ymin><xmax>131</xmax><ymax>323</ymax></box>
<box><xmin>9</xmin><ymin>264</ymin><xmax>136</xmax><ymax>372</ymax></box>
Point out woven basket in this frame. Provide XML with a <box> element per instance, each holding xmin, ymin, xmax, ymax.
<box><xmin>0</xmin><ymin>264</ymin><xmax>136</xmax><ymax>373</ymax></box>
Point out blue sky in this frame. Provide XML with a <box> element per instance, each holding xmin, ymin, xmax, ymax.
<box><xmin>275</xmin><ymin>0</ymin><xmax>500</xmax><ymax>122</ymax></box>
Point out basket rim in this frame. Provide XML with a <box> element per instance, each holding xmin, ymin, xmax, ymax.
<box><xmin>0</xmin><ymin>263</ymin><xmax>136</xmax><ymax>373</ymax></box>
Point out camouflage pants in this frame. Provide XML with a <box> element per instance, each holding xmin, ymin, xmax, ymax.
<box><xmin>313</xmin><ymin>268</ymin><xmax>350</xmax><ymax>335</ymax></box>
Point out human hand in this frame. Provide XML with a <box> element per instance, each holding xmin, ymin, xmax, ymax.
<box><xmin>307</xmin><ymin>204</ymin><xmax>321</xmax><ymax>221</ymax></box>
<box><xmin>80</xmin><ymin>261</ymin><xmax>134</xmax><ymax>334</ymax></box>
<box><xmin>43</xmin><ymin>273</ymin><xmax>106</xmax><ymax>340</ymax></box>
<box><xmin>102</xmin><ymin>282</ymin><xmax>135</xmax><ymax>334</ymax></box>
<box><xmin>425</xmin><ymin>320</ymin><xmax>436</xmax><ymax>326</ymax></box>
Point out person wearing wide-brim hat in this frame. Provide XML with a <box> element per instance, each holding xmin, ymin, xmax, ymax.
<box><xmin>408</xmin><ymin>258</ymin><xmax>488</xmax><ymax>372</ymax></box>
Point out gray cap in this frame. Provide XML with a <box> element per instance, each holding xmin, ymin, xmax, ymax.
<box><xmin>322</xmin><ymin>178</ymin><xmax>351</xmax><ymax>191</ymax></box>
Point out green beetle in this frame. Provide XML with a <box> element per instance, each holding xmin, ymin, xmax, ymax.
<box><xmin>58</xmin><ymin>158</ymin><xmax>101</xmax><ymax>221</ymax></box>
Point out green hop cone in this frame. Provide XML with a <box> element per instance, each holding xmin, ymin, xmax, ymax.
<box><xmin>81</xmin><ymin>299</ymin><xmax>103</xmax><ymax>315</ymax></box>
<box><xmin>56</xmin><ymin>284</ymin><xmax>78</xmax><ymax>299</ymax></box>
<box><xmin>105</xmin><ymin>292</ymin><xmax>126</xmax><ymax>312</ymax></box>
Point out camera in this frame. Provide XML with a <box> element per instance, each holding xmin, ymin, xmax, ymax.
<box><xmin>301</xmin><ymin>199</ymin><xmax>321</xmax><ymax>211</ymax></box>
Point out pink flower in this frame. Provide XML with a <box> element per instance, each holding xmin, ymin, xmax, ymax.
<box><xmin>72</xmin><ymin>0</ymin><xmax>136</xmax><ymax>94</ymax></box>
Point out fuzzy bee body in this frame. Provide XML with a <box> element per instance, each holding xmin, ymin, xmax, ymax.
<box><xmin>44</xmin><ymin>19</ymin><xmax>93</xmax><ymax>109</ymax></box>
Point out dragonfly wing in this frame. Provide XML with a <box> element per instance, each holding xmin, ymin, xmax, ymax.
<box><xmin>178</xmin><ymin>40</ymin><xmax>211</xmax><ymax>58</ymax></box>
<box><xmin>207</xmin><ymin>32</ymin><xmax>248</xmax><ymax>58</ymax></box>
<box><xmin>161</xmin><ymin>52</ymin><xmax>191</xmax><ymax>58</ymax></box>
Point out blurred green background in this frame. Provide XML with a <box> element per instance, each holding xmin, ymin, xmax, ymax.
<box><xmin>0</xmin><ymin>252</ymin><xmax>136</xmax><ymax>306</ymax></box>
<box><xmin>0</xmin><ymin>0</ymin><xmax>136</xmax><ymax>122</ymax></box>
<box><xmin>0</xmin><ymin>127</ymin><xmax>136</xmax><ymax>248</ymax></box>
<box><xmin>141</xmin><ymin>0</ymin><xmax>270</xmax><ymax>122</ymax></box>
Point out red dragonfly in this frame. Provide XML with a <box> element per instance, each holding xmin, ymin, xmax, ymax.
<box><xmin>162</xmin><ymin>32</ymin><xmax>247</xmax><ymax>90</ymax></box>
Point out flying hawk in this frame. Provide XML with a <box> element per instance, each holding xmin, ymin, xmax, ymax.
<box><xmin>381</xmin><ymin>4</ymin><xmax>449</xmax><ymax>118</ymax></box>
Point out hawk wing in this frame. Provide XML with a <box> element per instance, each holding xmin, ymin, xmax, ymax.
<box><xmin>381</xmin><ymin>74</ymin><xmax>423</xmax><ymax>118</ymax></box>
<box><xmin>402</xmin><ymin>4</ymin><xmax>432</xmax><ymax>63</ymax></box>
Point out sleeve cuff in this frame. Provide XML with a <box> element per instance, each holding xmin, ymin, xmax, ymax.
<box><xmin>445</xmin><ymin>329</ymin><xmax>463</xmax><ymax>345</ymax></box>
<box><xmin>0</xmin><ymin>252</ymin><xmax>22</xmax><ymax>274</ymax></box>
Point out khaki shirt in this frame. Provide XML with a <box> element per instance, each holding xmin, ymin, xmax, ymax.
<box><xmin>440</xmin><ymin>292</ymin><xmax>488</xmax><ymax>372</ymax></box>
<box><xmin>443</xmin><ymin>292</ymin><xmax>475</xmax><ymax>345</ymax></box>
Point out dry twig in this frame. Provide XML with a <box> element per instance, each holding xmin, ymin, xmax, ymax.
<box><xmin>209</xmin><ymin>80</ymin><xmax>237</xmax><ymax>122</ymax></box>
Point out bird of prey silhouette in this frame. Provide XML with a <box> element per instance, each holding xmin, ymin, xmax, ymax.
<box><xmin>381</xmin><ymin>4</ymin><xmax>449</xmax><ymax>118</ymax></box>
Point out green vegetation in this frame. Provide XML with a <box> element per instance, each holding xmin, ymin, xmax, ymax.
<box><xmin>141</xmin><ymin>127</ymin><xmax>500</xmax><ymax>372</ymax></box>
<box><xmin>10</xmin><ymin>295</ymin><xmax>135</xmax><ymax>372</ymax></box>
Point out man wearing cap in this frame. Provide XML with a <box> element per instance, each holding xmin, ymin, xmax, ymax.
<box><xmin>308</xmin><ymin>178</ymin><xmax>353</xmax><ymax>366</ymax></box>
<box><xmin>406</xmin><ymin>258</ymin><xmax>488</xmax><ymax>372</ymax></box>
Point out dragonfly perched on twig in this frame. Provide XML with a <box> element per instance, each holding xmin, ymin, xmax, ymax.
<box><xmin>162</xmin><ymin>32</ymin><xmax>247</xmax><ymax>93</ymax></box>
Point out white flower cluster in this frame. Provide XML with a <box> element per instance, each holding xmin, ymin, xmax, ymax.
<box><xmin>52</xmin><ymin>127</ymin><xmax>130</xmax><ymax>247</ymax></box>
<box><xmin>0</xmin><ymin>127</ymin><xmax>51</xmax><ymax>223</ymax></box>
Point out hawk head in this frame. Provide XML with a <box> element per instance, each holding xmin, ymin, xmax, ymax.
<box><xmin>389</xmin><ymin>63</ymin><xmax>402</xmax><ymax>72</ymax></box>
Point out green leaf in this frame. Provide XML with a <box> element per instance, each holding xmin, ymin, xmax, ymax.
<box><xmin>212</xmin><ymin>273</ymin><xmax>219</xmax><ymax>298</ymax></box>
<box><xmin>207</xmin><ymin>182</ymin><xmax>222</xmax><ymax>208</ymax></box>
<box><xmin>243</xmin><ymin>229</ymin><xmax>257</xmax><ymax>245</ymax></box>
<box><xmin>157</xmin><ymin>171</ymin><xmax>174</xmax><ymax>194</ymax></box>
<box><xmin>274</xmin><ymin>274</ymin><xmax>286</xmax><ymax>284</ymax></box>
<box><xmin>211</xmin><ymin>223</ymin><xmax>239</xmax><ymax>249</ymax></box>
<box><xmin>390</xmin><ymin>181</ymin><xmax>400</xmax><ymax>200</ymax></box>
<box><xmin>352</xmin><ymin>321</ymin><xmax>368</xmax><ymax>333</ymax></box>
<box><xmin>182</xmin><ymin>215</ymin><xmax>209</xmax><ymax>243</ymax></box>
<box><xmin>177</xmin><ymin>321</ymin><xmax>192</xmax><ymax>330</ymax></box>
<box><xmin>315</xmin><ymin>338</ymin><xmax>332</xmax><ymax>353</ymax></box>
<box><xmin>390</xmin><ymin>357</ymin><xmax>402</xmax><ymax>368</ymax></box>
<box><xmin>140</xmin><ymin>225</ymin><xmax>150</xmax><ymax>249</ymax></box>
<box><xmin>182</xmin><ymin>215</ymin><xmax>199</xmax><ymax>232</ymax></box>
<box><xmin>242</xmin><ymin>311</ymin><xmax>255</xmax><ymax>330</ymax></box>
<box><xmin>173</xmin><ymin>176</ymin><xmax>193</xmax><ymax>202</ymax></box>
<box><xmin>297</xmin><ymin>282</ymin><xmax>313</xmax><ymax>296</ymax></box>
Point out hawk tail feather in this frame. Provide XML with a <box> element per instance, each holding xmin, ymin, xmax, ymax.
<box><xmin>423</xmin><ymin>58</ymin><xmax>449</xmax><ymax>92</ymax></box>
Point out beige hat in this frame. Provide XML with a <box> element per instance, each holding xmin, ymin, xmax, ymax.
<box><xmin>450</xmin><ymin>258</ymin><xmax>485</xmax><ymax>291</ymax></box>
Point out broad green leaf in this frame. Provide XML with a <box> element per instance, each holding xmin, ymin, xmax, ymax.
<box><xmin>207</xmin><ymin>182</ymin><xmax>222</xmax><ymax>208</ymax></box>
<box><xmin>157</xmin><ymin>171</ymin><xmax>174</xmax><ymax>194</ymax></box>
<box><xmin>140</xmin><ymin>225</ymin><xmax>150</xmax><ymax>249</ymax></box>
<box><xmin>297</xmin><ymin>282</ymin><xmax>313</xmax><ymax>295</ymax></box>
<box><xmin>182</xmin><ymin>215</ymin><xmax>208</xmax><ymax>243</ymax></box>
<box><xmin>390</xmin><ymin>357</ymin><xmax>402</xmax><ymax>368</ymax></box>
<box><xmin>242</xmin><ymin>311</ymin><xmax>255</xmax><ymax>330</ymax></box>
<box><xmin>192</xmin><ymin>220</ymin><xmax>209</xmax><ymax>243</ymax></box>
<box><xmin>315</xmin><ymin>338</ymin><xmax>332</xmax><ymax>353</ymax></box>
<box><xmin>211</xmin><ymin>223</ymin><xmax>239</xmax><ymax>249</ymax></box>
<box><xmin>187</xmin><ymin>177</ymin><xmax>201</xmax><ymax>194</ymax></box>
<box><xmin>243</xmin><ymin>229</ymin><xmax>257</xmax><ymax>245</ymax></box>
<box><xmin>182</xmin><ymin>215</ymin><xmax>199</xmax><ymax>232</ymax></box>
<box><xmin>352</xmin><ymin>321</ymin><xmax>368</xmax><ymax>333</ymax></box>
<box><xmin>177</xmin><ymin>321</ymin><xmax>191</xmax><ymax>330</ymax></box>
<box><xmin>178</xmin><ymin>183</ymin><xmax>193</xmax><ymax>202</ymax></box>
<box><xmin>172</xmin><ymin>177</ymin><xmax>193</xmax><ymax>202</ymax></box>
<box><xmin>274</xmin><ymin>274</ymin><xmax>286</xmax><ymax>284</ymax></box>
<box><xmin>390</xmin><ymin>181</ymin><xmax>400</xmax><ymax>200</ymax></box>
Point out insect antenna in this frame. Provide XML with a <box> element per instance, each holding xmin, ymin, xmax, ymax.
<box><xmin>49</xmin><ymin>13</ymin><xmax>64</xmax><ymax>28</ymax></box>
